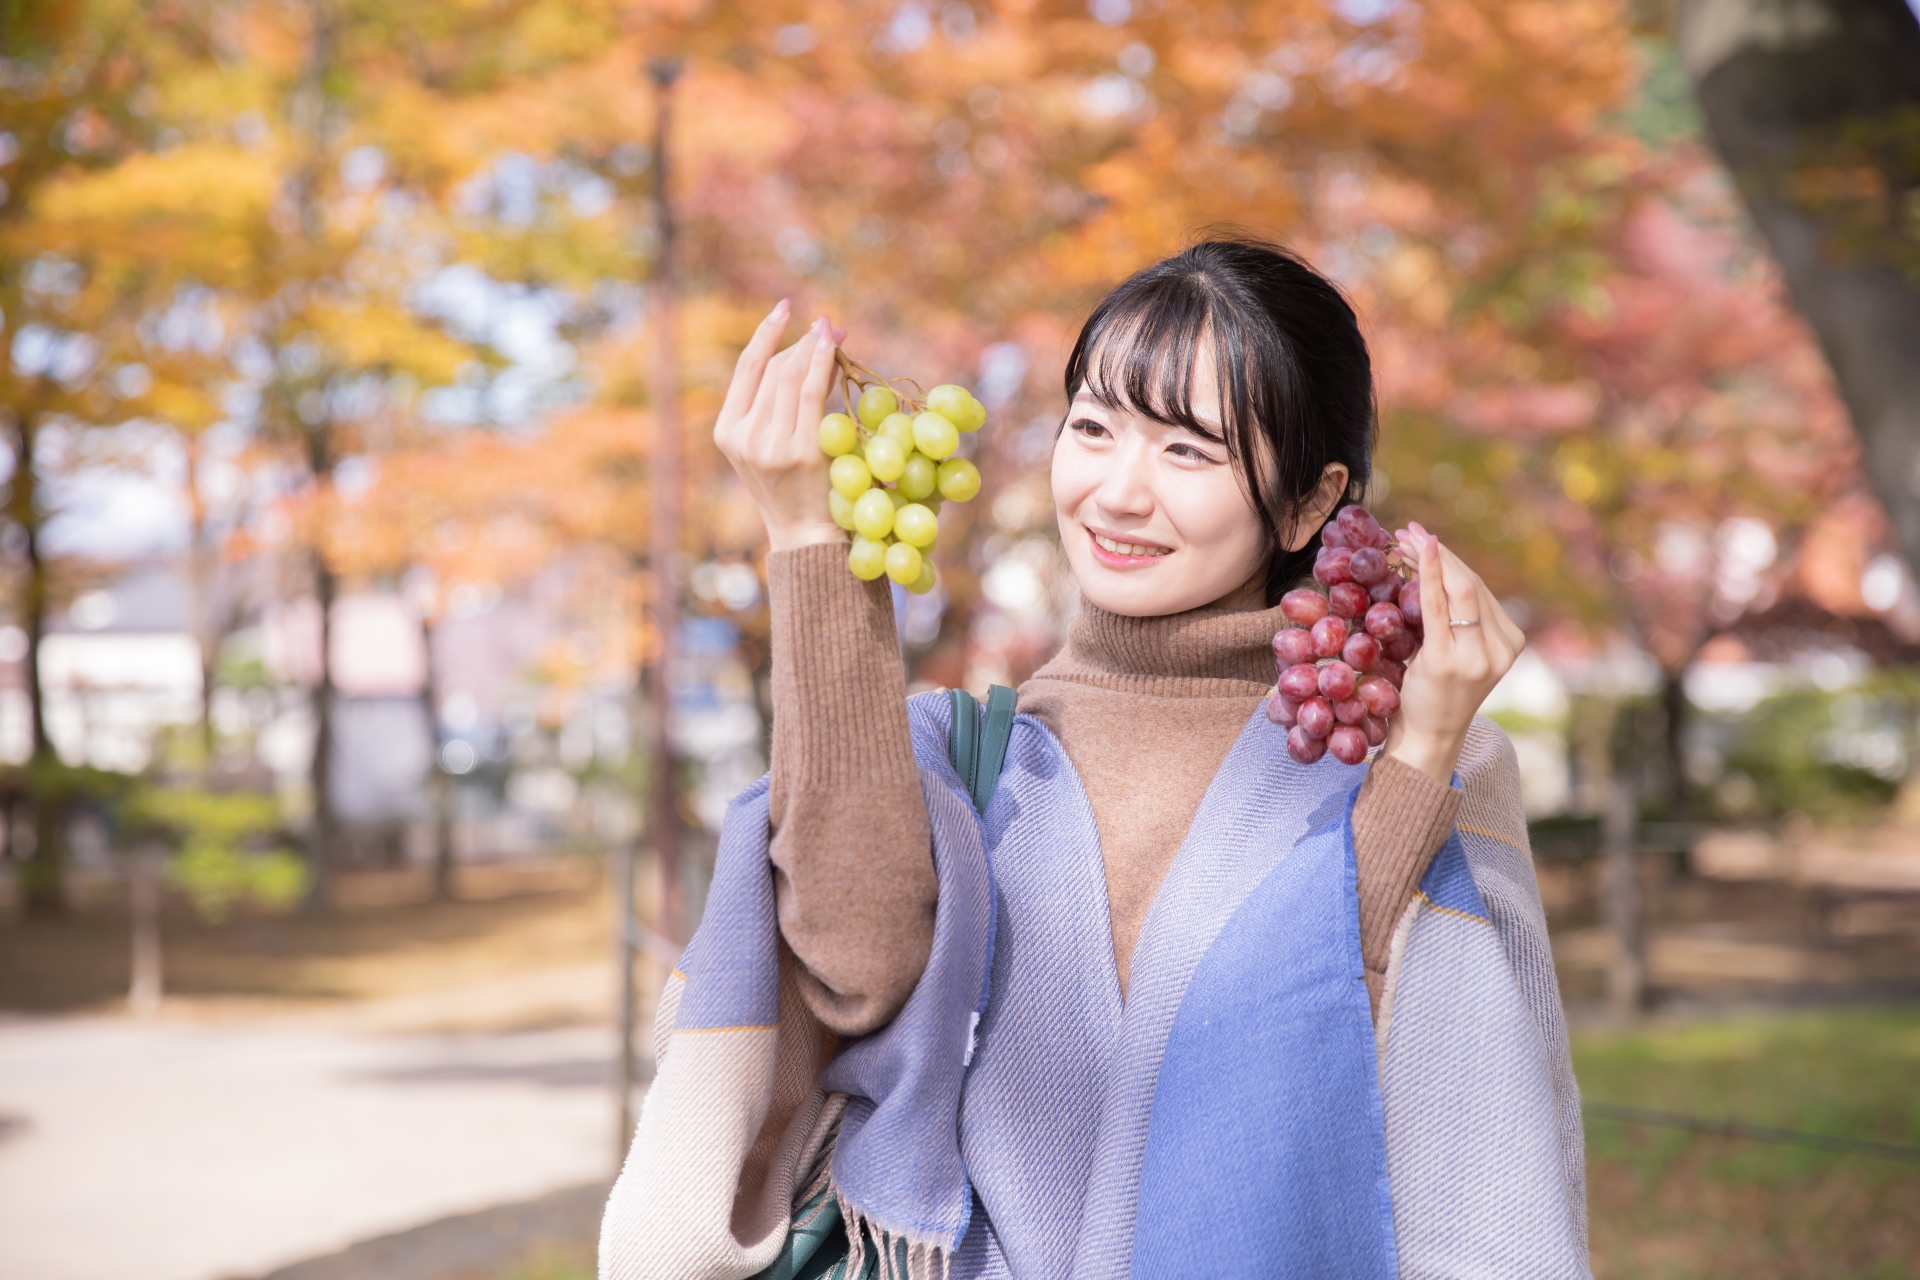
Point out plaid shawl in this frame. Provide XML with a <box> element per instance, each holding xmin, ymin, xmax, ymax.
<box><xmin>601</xmin><ymin>695</ymin><xmax>1589</xmax><ymax>1279</ymax></box>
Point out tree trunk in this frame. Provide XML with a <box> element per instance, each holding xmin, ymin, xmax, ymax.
<box><xmin>1661</xmin><ymin>666</ymin><xmax>1691</xmax><ymax>819</ymax></box>
<box><xmin>185</xmin><ymin>434</ymin><xmax>219</xmax><ymax>764</ymax></box>
<box><xmin>1601</xmin><ymin>774</ymin><xmax>1647</xmax><ymax>1020</ymax></box>
<box><xmin>1678</xmin><ymin>0</ymin><xmax>1920</xmax><ymax>570</ymax></box>
<box><xmin>305</xmin><ymin>555</ymin><xmax>337</xmax><ymax>909</ymax></box>
<box><xmin>420</xmin><ymin>615</ymin><xmax>455</xmax><ymax>901</ymax></box>
<box><xmin>14</xmin><ymin>411</ymin><xmax>64</xmax><ymax>918</ymax></box>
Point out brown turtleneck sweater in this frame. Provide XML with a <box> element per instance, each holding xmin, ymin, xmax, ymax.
<box><xmin>767</xmin><ymin>543</ymin><xmax>1460</xmax><ymax>1037</ymax></box>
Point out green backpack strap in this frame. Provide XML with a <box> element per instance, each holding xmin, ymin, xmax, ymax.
<box><xmin>948</xmin><ymin>684</ymin><xmax>1019</xmax><ymax>814</ymax></box>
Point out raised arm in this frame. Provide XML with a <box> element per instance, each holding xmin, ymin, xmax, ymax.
<box><xmin>1356</xmin><ymin>528</ymin><xmax>1529</xmax><ymax>1017</ymax></box>
<box><xmin>715</xmin><ymin>303</ymin><xmax>935</xmax><ymax>1036</ymax></box>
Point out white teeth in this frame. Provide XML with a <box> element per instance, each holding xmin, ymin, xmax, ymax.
<box><xmin>1093</xmin><ymin>533</ymin><xmax>1169</xmax><ymax>558</ymax></box>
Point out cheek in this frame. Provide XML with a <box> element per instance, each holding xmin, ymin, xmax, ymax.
<box><xmin>1050</xmin><ymin>434</ymin><xmax>1096</xmax><ymax>518</ymax></box>
<box><xmin>1161</xmin><ymin>467</ymin><xmax>1266</xmax><ymax>563</ymax></box>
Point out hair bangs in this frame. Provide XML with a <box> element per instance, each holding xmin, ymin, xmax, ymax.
<box><xmin>1076</xmin><ymin>279</ymin><xmax>1235</xmax><ymax>445</ymax></box>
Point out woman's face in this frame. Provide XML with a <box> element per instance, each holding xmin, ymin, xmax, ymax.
<box><xmin>1051</xmin><ymin>339</ymin><xmax>1345</xmax><ymax>617</ymax></box>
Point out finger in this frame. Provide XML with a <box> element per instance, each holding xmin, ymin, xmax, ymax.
<box><xmin>1435</xmin><ymin>546</ymin><xmax>1496</xmax><ymax>675</ymax></box>
<box><xmin>721</xmin><ymin>299</ymin><xmax>791</xmax><ymax>425</ymax></box>
<box><xmin>795</xmin><ymin>322</ymin><xmax>839</xmax><ymax>449</ymax></box>
<box><xmin>1417</xmin><ymin>537</ymin><xmax>1451</xmax><ymax>664</ymax></box>
<box><xmin>743</xmin><ymin>331</ymin><xmax>807</xmax><ymax>434</ymax></box>
<box><xmin>766</xmin><ymin>320</ymin><xmax>826</xmax><ymax>452</ymax></box>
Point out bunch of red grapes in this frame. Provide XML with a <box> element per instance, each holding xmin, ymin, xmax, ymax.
<box><xmin>1269</xmin><ymin>505</ymin><xmax>1424</xmax><ymax>766</ymax></box>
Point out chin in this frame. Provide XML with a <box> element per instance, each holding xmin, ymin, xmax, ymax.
<box><xmin>1071</xmin><ymin>556</ymin><xmax>1209</xmax><ymax>618</ymax></box>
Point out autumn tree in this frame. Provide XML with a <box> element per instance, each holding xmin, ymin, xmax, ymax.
<box><xmin>0</xmin><ymin>0</ymin><xmax>232</xmax><ymax>912</ymax></box>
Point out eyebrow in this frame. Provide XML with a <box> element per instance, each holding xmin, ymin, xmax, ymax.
<box><xmin>1072</xmin><ymin>388</ymin><xmax>1225</xmax><ymax>445</ymax></box>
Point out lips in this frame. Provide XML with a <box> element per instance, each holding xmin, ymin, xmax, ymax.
<box><xmin>1090</xmin><ymin>525</ymin><xmax>1175</xmax><ymax>564</ymax></box>
<box><xmin>1090</xmin><ymin>530</ymin><xmax>1171</xmax><ymax>559</ymax></box>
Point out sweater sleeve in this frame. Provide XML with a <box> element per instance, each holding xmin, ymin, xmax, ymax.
<box><xmin>1351</xmin><ymin>753</ymin><xmax>1463</xmax><ymax>1021</ymax></box>
<box><xmin>765</xmin><ymin>543</ymin><xmax>936</xmax><ymax>1037</ymax></box>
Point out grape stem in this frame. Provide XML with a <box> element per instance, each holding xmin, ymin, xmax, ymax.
<box><xmin>834</xmin><ymin>348</ymin><xmax>926</xmax><ymax>419</ymax></box>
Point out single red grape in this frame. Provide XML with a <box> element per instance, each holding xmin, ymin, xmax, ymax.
<box><xmin>1376</xmin><ymin>657</ymin><xmax>1407</xmax><ymax>687</ymax></box>
<box><xmin>1358</xmin><ymin>676</ymin><xmax>1400</xmax><ymax>718</ymax></box>
<box><xmin>1364</xmin><ymin>601</ymin><xmax>1407</xmax><ymax>640</ymax></box>
<box><xmin>1287</xmin><ymin>725</ymin><xmax>1329</xmax><ymax>764</ymax></box>
<box><xmin>1337</xmin><ymin>506</ymin><xmax>1383</xmax><ymax>547</ymax></box>
<box><xmin>1333</xmin><ymin>696</ymin><xmax>1367</xmax><ymax>725</ymax></box>
<box><xmin>1383</xmin><ymin>630</ymin><xmax>1418</xmax><ymax>662</ymax></box>
<box><xmin>1281</xmin><ymin>588</ymin><xmax>1329</xmax><ymax>626</ymax></box>
<box><xmin>1313</xmin><ymin>546</ymin><xmax>1353</xmax><ymax>586</ymax></box>
<box><xmin>1311</xmin><ymin>615</ymin><xmax>1349</xmax><ymax>658</ymax></box>
<box><xmin>1362</xmin><ymin>714</ymin><xmax>1387</xmax><ymax>747</ymax></box>
<box><xmin>1328</xmin><ymin>582</ymin><xmax>1369</xmax><ymax>620</ymax></box>
<box><xmin>1273</xmin><ymin>627</ymin><xmax>1318</xmax><ymax>667</ymax></box>
<box><xmin>1318</xmin><ymin>660</ymin><xmax>1357</xmax><ymax>701</ymax></box>
<box><xmin>1279</xmin><ymin>662</ymin><xmax>1321</xmax><ymax>701</ymax></box>
<box><xmin>1296</xmin><ymin>696</ymin><xmax>1335</xmax><ymax>738</ymax></box>
<box><xmin>1328</xmin><ymin>724</ymin><xmax>1369</xmax><ymax>765</ymax></box>
<box><xmin>1369</xmin><ymin>577</ymin><xmax>1399</xmax><ymax>604</ymax></box>
<box><xmin>1266</xmin><ymin>693</ymin><xmax>1299</xmax><ymax>726</ymax></box>
<box><xmin>1321</xmin><ymin>521</ymin><xmax>1353</xmax><ymax>549</ymax></box>
<box><xmin>1342</xmin><ymin>632</ymin><xmax>1380</xmax><ymax>672</ymax></box>
<box><xmin>1348</xmin><ymin>546</ymin><xmax>1389</xmax><ymax>585</ymax></box>
<box><xmin>1398</xmin><ymin>578</ymin><xmax>1423</xmax><ymax>628</ymax></box>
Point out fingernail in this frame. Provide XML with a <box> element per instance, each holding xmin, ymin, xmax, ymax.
<box><xmin>831</xmin><ymin>327</ymin><xmax>847</xmax><ymax>343</ymax></box>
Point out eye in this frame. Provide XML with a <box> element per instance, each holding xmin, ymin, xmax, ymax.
<box><xmin>1070</xmin><ymin>416</ymin><xmax>1111</xmax><ymax>440</ymax></box>
<box><xmin>1167</xmin><ymin>440</ymin><xmax>1222</xmax><ymax>464</ymax></box>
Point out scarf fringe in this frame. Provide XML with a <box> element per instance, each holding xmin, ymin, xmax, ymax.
<box><xmin>835</xmin><ymin>1190</ymin><xmax>952</xmax><ymax>1280</ymax></box>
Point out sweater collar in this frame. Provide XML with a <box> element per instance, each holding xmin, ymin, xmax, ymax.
<box><xmin>1030</xmin><ymin>598</ymin><xmax>1283</xmax><ymax>697</ymax></box>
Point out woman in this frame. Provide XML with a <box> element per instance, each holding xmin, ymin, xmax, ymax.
<box><xmin>603</xmin><ymin>241</ymin><xmax>1588</xmax><ymax>1279</ymax></box>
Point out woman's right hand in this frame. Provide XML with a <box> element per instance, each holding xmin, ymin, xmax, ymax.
<box><xmin>712</xmin><ymin>300</ymin><xmax>848</xmax><ymax>552</ymax></box>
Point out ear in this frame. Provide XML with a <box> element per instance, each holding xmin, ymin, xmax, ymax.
<box><xmin>1282</xmin><ymin>463</ymin><xmax>1351</xmax><ymax>551</ymax></box>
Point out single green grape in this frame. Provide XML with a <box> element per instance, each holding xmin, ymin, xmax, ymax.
<box><xmin>830</xmin><ymin>454</ymin><xmax>872</xmax><ymax>499</ymax></box>
<box><xmin>893</xmin><ymin>502</ymin><xmax>938</xmax><ymax>548</ymax></box>
<box><xmin>926</xmin><ymin>384</ymin><xmax>972</xmax><ymax>424</ymax></box>
<box><xmin>906</xmin><ymin>560</ymin><xmax>938</xmax><ymax>595</ymax></box>
<box><xmin>912</xmin><ymin>411</ymin><xmax>959</xmax><ymax>461</ymax></box>
<box><xmin>856</xmin><ymin>386</ymin><xmax>899</xmax><ymax>430</ymax></box>
<box><xmin>888</xmin><ymin>488</ymin><xmax>910</xmax><ymax>510</ymax></box>
<box><xmin>936</xmin><ymin>457</ymin><xmax>981</xmax><ymax>502</ymax></box>
<box><xmin>884</xmin><ymin>540</ymin><xmax>923</xmax><ymax>585</ymax></box>
<box><xmin>864</xmin><ymin>435</ymin><xmax>907</xmax><ymax>482</ymax></box>
<box><xmin>877</xmin><ymin>412</ymin><xmax>917</xmax><ymax>454</ymax></box>
<box><xmin>898</xmin><ymin>452</ymin><xmax>937</xmax><ymax>500</ymax></box>
<box><xmin>817</xmin><ymin>412</ymin><xmax>859</xmax><ymax>457</ymax></box>
<box><xmin>828</xmin><ymin>488</ymin><xmax>857</xmax><ymax>531</ymax></box>
<box><xmin>955</xmin><ymin>396</ymin><xmax>987</xmax><ymax>433</ymax></box>
<box><xmin>848</xmin><ymin>536</ymin><xmax>889</xmax><ymax>581</ymax></box>
<box><xmin>852</xmin><ymin>488</ymin><xmax>896</xmax><ymax>540</ymax></box>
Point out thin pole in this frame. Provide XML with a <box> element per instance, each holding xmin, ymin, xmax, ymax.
<box><xmin>616</xmin><ymin>53</ymin><xmax>685</xmax><ymax>1164</ymax></box>
<box><xmin>648</xmin><ymin>53</ymin><xmax>684</xmax><ymax>951</ymax></box>
<box><xmin>612</xmin><ymin>837</ymin><xmax>638</xmax><ymax>1159</ymax></box>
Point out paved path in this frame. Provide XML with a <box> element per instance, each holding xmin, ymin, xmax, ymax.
<box><xmin>0</xmin><ymin>1000</ymin><xmax>626</xmax><ymax>1280</ymax></box>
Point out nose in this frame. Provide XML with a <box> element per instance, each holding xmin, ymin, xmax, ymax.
<box><xmin>1092</xmin><ymin>432</ymin><xmax>1157</xmax><ymax>521</ymax></box>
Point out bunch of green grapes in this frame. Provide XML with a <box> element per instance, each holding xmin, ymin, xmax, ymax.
<box><xmin>817</xmin><ymin>355</ymin><xmax>985</xmax><ymax>594</ymax></box>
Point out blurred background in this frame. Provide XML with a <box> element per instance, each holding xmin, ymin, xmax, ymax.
<box><xmin>1</xmin><ymin>0</ymin><xmax>1917</xmax><ymax>1277</ymax></box>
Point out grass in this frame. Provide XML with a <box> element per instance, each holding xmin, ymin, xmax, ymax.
<box><xmin>1576</xmin><ymin>1005</ymin><xmax>1920</xmax><ymax>1279</ymax></box>
<box><xmin>493</xmin><ymin>1245</ymin><xmax>594</xmax><ymax>1280</ymax></box>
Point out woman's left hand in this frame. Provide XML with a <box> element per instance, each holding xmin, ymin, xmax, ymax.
<box><xmin>1382</xmin><ymin>526</ymin><xmax>1526</xmax><ymax>787</ymax></box>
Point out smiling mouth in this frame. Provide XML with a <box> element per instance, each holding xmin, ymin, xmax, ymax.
<box><xmin>1089</xmin><ymin>530</ymin><xmax>1172</xmax><ymax>560</ymax></box>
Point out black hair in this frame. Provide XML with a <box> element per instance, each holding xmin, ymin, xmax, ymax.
<box><xmin>1061</xmin><ymin>237</ymin><xmax>1375</xmax><ymax>605</ymax></box>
